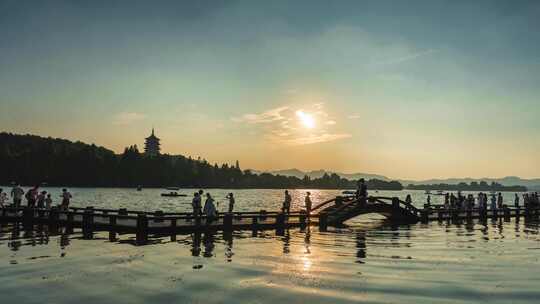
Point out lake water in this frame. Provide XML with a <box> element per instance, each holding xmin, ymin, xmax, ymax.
<box><xmin>1</xmin><ymin>188</ymin><xmax>539</xmax><ymax>304</ymax></box>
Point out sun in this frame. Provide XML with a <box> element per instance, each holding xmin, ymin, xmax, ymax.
<box><xmin>296</xmin><ymin>110</ymin><xmax>315</xmax><ymax>129</ymax></box>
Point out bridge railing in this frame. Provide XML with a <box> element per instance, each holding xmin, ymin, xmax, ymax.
<box><xmin>311</xmin><ymin>198</ymin><xmax>336</xmax><ymax>213</ymax></box>
<box><xmin>372</xmin><ymin>196</ymin><xmax>421</xmax><ymax>217</ymax></box>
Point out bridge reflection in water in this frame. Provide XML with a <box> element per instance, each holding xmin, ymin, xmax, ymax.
<box><xmin>1</xmin><ymin>216</ymin><xmax>539</xmax><ymax>267</ymax></box>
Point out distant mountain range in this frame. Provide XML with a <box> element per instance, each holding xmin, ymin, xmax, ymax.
<box><xmin>251</xmin><ymin>169</ymin><xmax>540</xmax><ymax>191</ymax></box>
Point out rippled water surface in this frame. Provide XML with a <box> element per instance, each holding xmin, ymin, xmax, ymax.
<box><xmin>0</xmin><ymin>188</ymin><xmax>538</xmax><ymax>304</ymax></box>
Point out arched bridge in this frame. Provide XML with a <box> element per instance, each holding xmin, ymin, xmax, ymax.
<box><xmin>313</xmin><ymin>196</ymin><xmax>421</xmax><ymax>227</ymax></box>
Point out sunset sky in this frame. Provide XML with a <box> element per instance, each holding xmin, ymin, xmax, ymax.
<box><xmin>1</xmin><ymin>1</ymin><xmax>539</xmax><ymax>180</ymax></box>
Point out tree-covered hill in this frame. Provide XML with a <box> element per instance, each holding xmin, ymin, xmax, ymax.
<box><xmin>0</xmin><ymin>132</ymin><xmax>403</xmax><ymax>190</ymax></box>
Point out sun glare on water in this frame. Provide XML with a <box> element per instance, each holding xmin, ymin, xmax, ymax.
<box><xmin>296</xmin><ymin>110</ymin><xmax>315</xmax><ymax>129</ymax></box>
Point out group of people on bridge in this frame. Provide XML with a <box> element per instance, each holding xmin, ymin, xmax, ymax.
<box><xmin>424</xmin><ymin>191</ymin><xmax>540</xmax><ymax>211</ymax></box>
<box><xmin>189</xmin><ymin>179</ymin><xmax>370</xmax><ymax>222</ymax></box>
<box><xmin>190</xmin><ymin>190</ymin><xmax>235</xmax><ymax>223</ymax></box>
<box><xmin>0</xmin><ymin>184</ymin><xmax>72</xmax><ymax>210</ymax></box>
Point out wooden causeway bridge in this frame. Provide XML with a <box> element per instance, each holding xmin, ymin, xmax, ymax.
<box><xmin>1</xmin><ymin>195</ymin><xmax>538</xmax><ymax>245</ymax></box>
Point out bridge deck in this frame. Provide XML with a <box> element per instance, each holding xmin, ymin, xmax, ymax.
<box><xmin>1</xmin><ymin>197</ymin><xmax>539</xmax><ymax>245</ymax></box>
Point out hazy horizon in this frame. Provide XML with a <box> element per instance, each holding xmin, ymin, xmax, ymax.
<box><xmin>1</xmin><ymin>1</ymin><xmax>539</xmax><ymax>180</ymax></box>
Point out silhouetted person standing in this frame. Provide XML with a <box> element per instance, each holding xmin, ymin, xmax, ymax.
<box><xmin>26</xmin><ymin>185</ymin><xmax>38</xmax><ymax>208</ymax></box>
<box><xmin>356</xmin><ymin>179</ymin><xmax>368</xmax><ymax>206</ymax></box>
<box><xmin>227</xmin><ymin>193</ymin><xmax>235</xmax><ymax>213</ymax></box>
<box><xmin>283</xmin><ymin>190</ymin><xmax>291</xmax><ymax>214</ymax></box>
<box><xmin>45</xmin><ymin>194</ymin><xmax>52</xmax><ymax>209</ymax></box>
<box><xmin>192</xmin><ymin>192</ymin><xmax>202</xmax><ymax>218</ymax></box>
<box><xmin>305</xmin><ymin>192</ymin><xmax>312</xmax><ymax>215</ymax></box>
<box><xmin>203</xmin><ymin>193</ymin><xmax>217</xmax><ymax>224</ymax></box>
<box><xmin>61</xmin><ymin>188</ymin><xmax>72</xmax><ymax>210</ymax></box>
<box><xmin>11</xmin><ymin>184</ymin><xmax>24</xmax><ymax>207</ymax></box>
<box><xmin>36</xmin><ymin>191</ymin><xmax>46</xmax><ymax>208</ymax></box>
<box><xmin>514</xmin><ymin>193</ymin><xmax>520</xmax><ymax>208</ymax></box>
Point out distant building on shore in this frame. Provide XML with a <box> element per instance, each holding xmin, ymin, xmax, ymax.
<box><xmin>144</xmin><ymin>128</ymin><xmax>160</xmax><ymax>157</ymax></box>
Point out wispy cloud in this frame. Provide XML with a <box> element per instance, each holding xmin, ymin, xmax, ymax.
<box><xmin>233</xmin><ymin>102</ymin><xmax>352</xmax><ymax>146</ymax></box>
<box><xmin>347</xmin><ymin>114</ymin><xmax>361</xmax><ymax>119</ymax></box>
<box><xmin>280</xmin><ymin>133</ymin><xmax>352</xmax><ymax>145</ymax></box>
<box><xmin>374</xmin><ymin>49</ymin><xmax>438</xmax><ymax>66</ymax></box>
<box><xmin>231</xmin><ymin>106</ymin><xmax>289</xmax><ymax>124</ymax></box>
<box><xmin>112</xmin><ymin>112</ymin><xmax>146</xmax><ymax>125</ymax></box>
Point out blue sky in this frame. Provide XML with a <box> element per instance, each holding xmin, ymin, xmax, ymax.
<box><xmin>1</xmin><ymin>0</ymin><xmax>539</xmax><ymax>179</ymax></box>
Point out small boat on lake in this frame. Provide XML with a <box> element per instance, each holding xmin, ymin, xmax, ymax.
<box><xmin>434</xmin><ymin>190</ymin><xmax>446</xmax><ymax>196</ymax></box>
<box><xmin>161</xmin><ymin>191</ymin><xmax>187</xmax><ymax>197</ymax></box>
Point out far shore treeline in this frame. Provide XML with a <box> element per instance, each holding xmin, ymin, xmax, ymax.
<box><xmin>0</xmin><ymin>133</ymin><xmax>404</xmax><ymax>190</ymax></box>
<box><xmin>406</xmin><ymin>182</ymin><xmax>527</xmax><ymax>192</ymax></box>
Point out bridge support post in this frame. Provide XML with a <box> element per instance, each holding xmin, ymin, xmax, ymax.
<box><xmin>275</xmin><ymin>213</ymin><xmax>285</xmax><ymax>235</ymax></box>
<box><xmin>251</xmin><ymin>216</ymin><xmax>258</xmax><ymax>236</ymax></box>
<box><xmin>420</xmin><ymin>210</ymin><xmax>429</xmax><ymax>223</ymax></box>
<box><xmin>136</xmin><ymin>213</ymin><xmax>148</xmax><ymax>245</ymax></box>
<box><xmin>170</xmin><ymin>218</ymin><xmax>177</xmax><ymax>242</ymax></box>
<box><xmin>22</xmin><ymin>207</ymin><xmax>34</xmax><ymax>229</ymax></box>
<box><xmin>82</xmin><ymin>207</ymin><xmax>94</xmax><ymax>239</ymax></box>
<box><xmin>318</xmin><ymin>213</ymin><xmax>328</xmax><ymax>232</ymax></box>
<box><xmin>224</xmin><ymin>213</ymin><xmax>233</xmax><ymax>231</ymax></box>
<box><xmin>503</xmin><ymin>206</ymin><xmax>510</xmax><ymax>221</ymax></box>
<box><xmin>391</xmin><ymin>197</ymin><xmax>401</xmax><ymax>220</ymax></box>
<box><xmin>478</xmin><ymin>208</ymin><xmax>485</xmax><ymax>220</ymax></box>
<box><xmin>299</xmin><ymin>211</ymin><xmax>307</xmax><ymax>229</ymax></box>
<box><xmin>48</xmin><ymin>207</ymin><xmax>59</xmax><ymax>234</ymax></box>
<box><xmin>66</xmin><ymin>212</ymin><xmax>74</xmax><ymax>234</ymax></box>
<box><xmin>109</xmin><ymin>215</ymin><xmax>117</xmax><ymax>242</ymax></box>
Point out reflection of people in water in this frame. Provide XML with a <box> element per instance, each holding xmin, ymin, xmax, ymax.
<box><xmin>191</xmin><ymin>232</ymin><xmax>201</xmax><ymax>257</ymax></box>
<box><xmin>223</xmin><ymin>231</ymin><xmax>234</xmax><ymax>262</ymax></box>
<box><xmin>356</xmin><ymin>232</ymin><xmax>366</xmax><ymax>263</ymax></box>
<box><xmin>304</xmin><ymin>226</ymin><xmax>311</xmax><ymax>254</ymax></box>
<box><xmin>203</xmin><ymin>232</ymin><xmax>216</xmax><ymax>258</ymax></box>
<box><xmin>282</xmin><ymin>229</ymin><xmax>290</xmax><ymax>254</ymax></box>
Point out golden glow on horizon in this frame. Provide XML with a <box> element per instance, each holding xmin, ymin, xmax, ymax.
<box><xmin>296</xmin><ymin>110</ymin><xmax>315</xmax><ymax>129</ymax></box>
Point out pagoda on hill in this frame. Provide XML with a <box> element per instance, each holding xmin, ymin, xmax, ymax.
<box><xmin>144</xmin><ymin>128</ymin><xmax>161</xmax><ymax>157</ymax></box>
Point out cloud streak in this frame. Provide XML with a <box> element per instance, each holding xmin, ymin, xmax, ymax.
<box><xmin>374</xmin><ymin>49</ymin><xmax>438</xmax><ymax>66</ymax></box>
<box><xmin>279</xmin><ymin>133</ymin><xmax>352</xmax><ymax>145</ymax></box>
<box><xmin>231</xmin><ymin>106</ymin><xmax>289</xmax><ymax>124</ymax></box>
